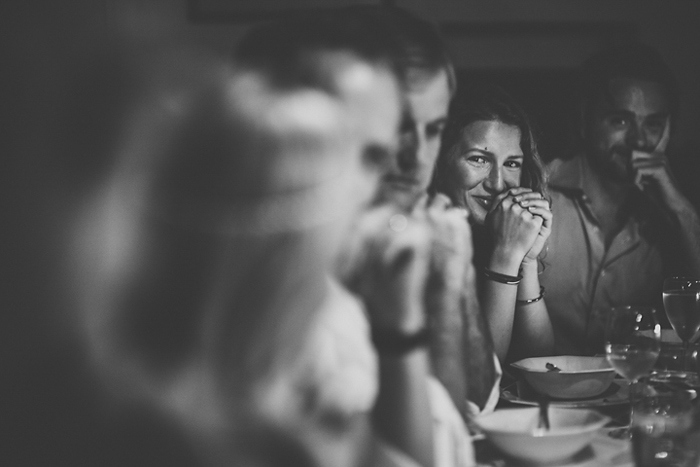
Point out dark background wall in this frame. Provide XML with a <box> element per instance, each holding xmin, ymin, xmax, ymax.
<box><xmin>3</xmin><ymin>0</ymin><xmax>699</xmax><ymax>463</ymax></box>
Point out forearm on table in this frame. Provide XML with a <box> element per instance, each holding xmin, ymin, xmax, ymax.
<box><xmin>373</xmin><ymin>350</ymin><xmax>434</xmax><ymax>467</ymax></box>
<box><xmin>460</xmin><ymin>263</ymin><xmax>498</xmax><ymax>413</ymax></box>
<box><xmin>509</xmin><ymin>260</ymin><xmax>553</xmax><ymax>359</ymax></box>
<box><xmin>428</xmin><ymin>299</ymin><xmax>467</xmax><ymax>418</ymax></box>
<box><xmin>482</xmin><ymin>254</ymin><xmax>521</xmax><ymax>362</ymax></box>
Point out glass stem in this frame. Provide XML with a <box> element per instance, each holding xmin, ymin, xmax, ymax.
<box><xmin>682</xmin><ymin>340</ymin><xmax>689</xmax><ymax>371</ymax></box>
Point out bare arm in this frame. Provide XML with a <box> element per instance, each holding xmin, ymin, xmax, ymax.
<box><xmin>459</xmin><ymin>256</ymin><xmax>498</xmax><ymax>412</ymax></box>
<box><xmin>373</xmin><ymin>350</ymin><xmax>433</xmax><ymax>467</ymax></box>
<box><xmin>669</xmin><ymin>201</ymin><xmax>700</xmax><ymax>277</ymax></box>
<box><xmin>420</xmin><ymin>196</ymin><xmax>468</xmax><ymax>417</ymax></box>
<box><xmin>482</xmin><ymin>189</ymin><xmax>553</xmax><ymax>362</ymax></box>
<box><xmin>632</xmin><ymin>119</ymin><xmax>700</xmax><ymax>277</ymax></box>
<box><xmin>419</xmin><ymin>194</ymin><xmax>500</xmax><ymax>415</ymax></box>
<box><xmin>509</xmin><ymin>260</ymin><xmax>554</xmax><ymax>360</ymax></box>
<box><xmin>337</xmin><ymin>206</ymin><xmax>434</xmax><ymax>467</ymax></box>
<box><xmin>509</xmin><ymin>195</ymin><xmax>554</xmax><ymax>360</ymax></box>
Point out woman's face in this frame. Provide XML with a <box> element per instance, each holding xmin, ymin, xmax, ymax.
<box><xmin>452</xmin><ymin>120</ymin><xmax>524</xmax><ymax>224</ymax></box>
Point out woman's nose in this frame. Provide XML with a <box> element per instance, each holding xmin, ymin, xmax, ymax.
<box><xmin>483</xmin><ymin>166</ymin><xmax>505</xmax><ymax>193</ymax></box>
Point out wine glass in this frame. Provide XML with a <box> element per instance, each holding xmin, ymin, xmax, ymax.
<box><xmin>605</xmin><ymin>305</ymin><xmax>661</xmax><ymax>433</ymax></box>
<box><xmin>663</xmin><ymin>277</ymin><xmax>700</xmax><ymax>371</ymax></box>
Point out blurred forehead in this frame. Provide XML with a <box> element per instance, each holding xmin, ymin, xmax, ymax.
<box><xmin>136</xmin><ymin>69</ymin><xmax>354</xmax><ymax>212</ymax></box>
<box><xmin>314</xmin><ymin>50</ymin><xmax>401</xmax><ymax>146</ymax></box>
<box><xmin>118</xmin><ymin>69</ymin><xmax>360</xmax><ymax>234</ymax></box>
<box><xmin>403</xmin><ymin>68</ymin><xmax>451</xmax><ymax>122</ymax></box>
<box><xmin>224</xmin><ymin>71</ymin><xmax>354</xmax><ymax>188</ymax></box>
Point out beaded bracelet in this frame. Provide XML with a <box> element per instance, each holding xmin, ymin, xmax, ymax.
<box><xmin>516</xmin><ymin>286</ymin><xmax>546</xmax><ymax>306</ymax></box>
<box><xmin>483</xmin><ymin>268</ymin><xmax>522</xmax><ymax>285</ymax></box>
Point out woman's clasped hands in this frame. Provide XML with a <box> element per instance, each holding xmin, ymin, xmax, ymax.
<box><xmin>486</xmin><ymin>187</ymin><xmax>552</xmax><ymax>268</ymax></box>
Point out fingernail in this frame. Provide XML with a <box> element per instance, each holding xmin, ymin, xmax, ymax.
<box><xmin>520</xmin><ymin>200</ymin><xmax>529</xmax><ymax>206</ymax></box>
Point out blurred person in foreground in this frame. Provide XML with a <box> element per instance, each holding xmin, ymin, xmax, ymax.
<box><xmin>72</xmin><ymin>18</ymin><xmax>435</xmax><ymax>466</ymax></box>
<box><xmin>431</xmin><ymin>84</ymin><xmax>554</xmax><ymax>363</ymax></box>
<box><xmin>540</xmin><ymin>42</ymin><xmax>700</xmax><ymax>355</ymax></box>
<box><xmin>234</xmin><ymin>14</ymin><xmax>441</xmax><ymax>467</ymax></box>
<box><xmin>338</xmin><ymin>6</ymin><xmax>500</xmax><ymax>424</ymax></box>
<box><xmin>238</xmin><ymin>10</ymin><xmax>481</xmax><ymax>467</ymax></box>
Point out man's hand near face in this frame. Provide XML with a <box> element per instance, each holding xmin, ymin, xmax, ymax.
<box><xmin>631</xmin><ymin>119</ymin><xmax>689</xmax><ymax>212</ymax></box>
<box><xmin>630</xmin><ymin>118</ymin><xmax>700</xmax><ymax>277</ymax></box>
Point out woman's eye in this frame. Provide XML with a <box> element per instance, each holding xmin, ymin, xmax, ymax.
<box><xmin>466</xmin><ymin>155</ymin><xmax>487</xmax><ymax>166</ymax></box>
<box><xmin>505</xmin><ymin>160</ymin><xmax>522</xmax><ymax>169</ymax></box>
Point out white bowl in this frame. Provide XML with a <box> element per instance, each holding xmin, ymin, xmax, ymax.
<box><xmin>510</xmin><ymin>356</ymin><xmax>616</xmax><ymax>399</ymax></box>
<box><xmin>475</xmin><ymin>407</ymin><xmax>610</xmax><ymax>464</ymax></box>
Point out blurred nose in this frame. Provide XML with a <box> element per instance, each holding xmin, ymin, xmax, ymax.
<box><xmin>483</xmin><ymin>165</ymin><xmax>505</xmax><ymax>193</ymax></box>
<box><xmin>626</xmin><ymin>122</ymin><xmax>652</xmax><ymax>151</ymax></box>
<box><xmin>397</xmin><ymin>129</ymin><xmax>420</xmax><ymax>172</ymax></box>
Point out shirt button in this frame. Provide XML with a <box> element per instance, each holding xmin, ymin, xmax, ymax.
<box><xmin>601</xmin><ymin>270</ymin><xmax>606</xmax><ymax>277</ymax></box>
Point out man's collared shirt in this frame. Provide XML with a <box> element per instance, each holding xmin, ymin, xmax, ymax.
<box><xmin>540</xmin><ymin>154</ymin><xmax>669</xmax><ymax>355</ymax></box>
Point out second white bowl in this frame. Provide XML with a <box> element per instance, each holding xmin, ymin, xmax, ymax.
<box><xmin>510</xmin><ymin>355</ymin><xmax>617</xmax><ymax>399</ymax></box>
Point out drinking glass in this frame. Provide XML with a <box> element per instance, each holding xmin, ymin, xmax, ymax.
<box><xmin>605</xmin><ymin>305</ymin><xmax>662</xmax><ymax>386</ymax></box>
<box><xmin>605</xmin><ymin>305</ymin><xmax>662</xmax><ymax>434</ymax></box>
<box><xmin>663</xmin><ymin>277</ymin><xmax>700</xmax><ymax>371</ymax></box>
<box><xmin>631</xmin><ymin>391</ymin><xmax>700</xmax><ymax>467</ymax></box>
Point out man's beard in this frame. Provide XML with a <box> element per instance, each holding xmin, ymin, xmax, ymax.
<box><xmin>589</xmin><ymin>145</ymin><xmax>633</xmax><ymax>184</ymax></box>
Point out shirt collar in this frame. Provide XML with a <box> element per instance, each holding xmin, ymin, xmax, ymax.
<box><xmin>548</xmin><ymin>153</ymin><xmax>662</xmax><ymax>236</ymax></box>
<box><xmin>547</xmin><ymin>153</ymin><xmax>591</xmax><ymax>194</ymax></box>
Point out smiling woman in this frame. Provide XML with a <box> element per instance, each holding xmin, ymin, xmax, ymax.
<box><xmin>431</xmin><ymin>84</ymin><xmax>554</xmax><ymax>363</ymax></box>
<box><xmin>450</xmin><ymin>120</ymin><xmax>524</xmax><ymax>225</ymax></box>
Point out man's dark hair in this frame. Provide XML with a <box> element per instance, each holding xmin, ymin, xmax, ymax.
<box><xmin>344</xmin><ymin>5</ymin><xmax>456</xmax><ymax>94</ymax></box>
<box><xmin>578</xmin><ymin>41</ymin><xmax>680</xmax><ymax>129</ymax></box>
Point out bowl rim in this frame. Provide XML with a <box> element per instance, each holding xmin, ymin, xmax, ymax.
<box><xmin>475</xmin><ymin>408</ymin><xmax>611</xmax><ymax>436</ymax></box>
<box><xmin>510</xmin><ymin>356</ymin><xmax>616</xmax><ymax>375</ymax></box>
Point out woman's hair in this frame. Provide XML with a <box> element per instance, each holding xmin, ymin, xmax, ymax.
<box><xmin>431</xmin><ymin>83</ymin><xmax>547</xmax><ymax>204</ymax></box>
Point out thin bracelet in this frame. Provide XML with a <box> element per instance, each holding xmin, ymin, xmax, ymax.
<box><xmin>516</xmin><ymin>286</ymin><xmax>545</xmax><ymax>306</ymax></box>
<box><xmin>483</xmin><ymin>268</ymin><xmax>522</xmax><ymax>285</ymax></box>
